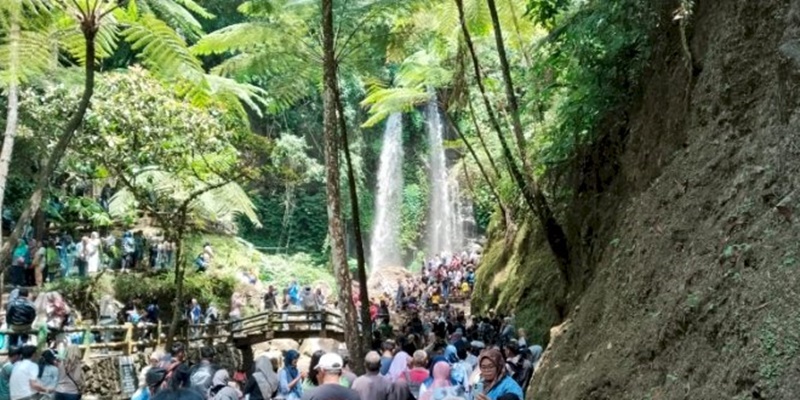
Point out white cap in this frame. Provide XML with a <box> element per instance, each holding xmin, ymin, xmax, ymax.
<box><xmin>316</xmin><ymin>353</ymin><xmax>343</xmax><ymax>372</ymax></box>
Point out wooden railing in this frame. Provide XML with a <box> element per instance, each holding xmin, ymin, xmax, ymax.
<box><xmin>0</xmin><ymin>309</ymin><xmax>344</xmax><ymax>357</ymax></box>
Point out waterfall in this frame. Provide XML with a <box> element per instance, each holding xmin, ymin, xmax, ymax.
<box><xmin>369</xmin><ymin>113</ymin><xmax>404</xmax><ymax>270</ymax></box>
<box><xmin>426</xmin><ymin>99</ymin><xmax>465</xmax><ymax>255</ymax></box>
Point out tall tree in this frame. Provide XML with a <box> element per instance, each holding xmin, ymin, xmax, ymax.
<box><xmin>334</xmin><ymin>87</ymin><xmax>371</xmax><ymax>352</ymax></box>
<box><xmin>1</xmin><ymin>0</ymin><xmax>103</xmax><ymax>262</ymax></box>
<box><xmin>0</xmin><ymin>0</ymin><xmax>57</xmax><ymax>262</ymax></box>
<box><xmin>321</xmin><ymin>0</ymin><xmax>363</xmax><ymax>372</ymax></box>
<box><xmin>455</xmin><ymin>0</ymin><xmax>570</xmax><ymax>281</ymax></box>
<box><xmin>485</xmin><ymin>0</ymin><xmax>570</xmax><ymax>267</ymax></box>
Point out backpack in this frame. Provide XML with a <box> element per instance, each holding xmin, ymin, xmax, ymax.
<box><xmin>8</xmin><ymin>298</ymin><xmax>36</xmax><ymax>326</ymax></box>
<box><xmin>403</xmin><ymin>371</ymin><xmax>423</xmax><ymax>400</ymax></box>
<box><xmin>194</xmin><ymin>255</ymin><xmax>206</xmax><ymax>271</ymax></box>
<box><xmin>189</xmin><ymin>364</ymin><xmax>214</xmax><ymax>392</ymax></box>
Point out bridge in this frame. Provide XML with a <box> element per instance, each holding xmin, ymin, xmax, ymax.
<box><xmin>0</xmin><ymin>308</ymin><xmax>345</xmax><ymax>357</ymax></box>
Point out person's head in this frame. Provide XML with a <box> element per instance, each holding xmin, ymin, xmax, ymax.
<box><xmin>200</xmin><ymin>346</ymin><xmax>214</xmax><ymax>361</ymax></box>
<box><xmin>478</xmin><ymin>349</ymin><xmax>505</xmax><ymax>384</ymax></box>
<box><xmin>91</xmin><ymin>231</ymin><xmax>99</xmax><ymax>239</ymax></box>
<box><xmin>308</xmin><ymin>350</ymin><xmax>326</xmax><ymax>385</ymax></box>
<box><xmin>412</xmin><ymin>350</ymin><xmax>427</xmax><ymax>368</ymax></box>
<box><xmin>432</xmin><ymin>361</ymin><xmax>451</xmax><ymax>381</ymax></box>
<box><xmin>191</xmin><ymin>298</ymin><xmax>198</xmax><ymax>305</ymax></box>
<box><xmin>517</xmin><ymin>328</ymin><xmax>526</xmax><ymax>338</ymax></box>
<box><xmin>504</xmin><ymin>341</ymin><xmax>518</xmax><ymax>357</ymax></box>
<box><xmin>19</xmin><ymin>345</ymin><xmax>36</xmax><ymax>360</ymax></box>
<box><xmin>315</xmin><ymin>353</ymin><xmax>343</xmax><ymax>382</ymax></box>
<box><xmin>171</xmin><ymin>342</ymin><xmax>186</xmax><ymax>361</ymax></box>
<box><xmin>152</xmin><ymin>388</ymin><xmax>204</xmax><ymax>400</ymax></box>
<box><xmin>149</xmin><ymin>351</ymin><xmax>162</xmax><ymax>367</ymax></box>
<box><xmin>7</xmin><ymin>346</ymin><xmax>21</xmax><ymax>363</ymax></box>
<box><xmin>18</xmin><ymin>288</ymin><xmax>28</xmax><ymax>298</ymax></box>
<box><xmin>41</xmin><ymin>348</ymin><xmax>58</xmax><ymax>366</ymax></box>
<box><xmin>284</xmin><ymin>349</ymin><xmax>300</xmax><ymax>368</ymax></box>
<box><xmin>381</xmin><ymin>340</ymin><xmax>395</xmax><ymax>354</ymax></box>
<box><xmin>146</xmin><ymin>367</ymin><xmax>168</xmax><ymax>392</ymax></box>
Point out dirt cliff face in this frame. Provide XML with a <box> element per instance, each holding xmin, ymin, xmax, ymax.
<box><xmin>528</xmin><ymin>0</ymin><xmax>800</xmax><ymax>399</ymax></box>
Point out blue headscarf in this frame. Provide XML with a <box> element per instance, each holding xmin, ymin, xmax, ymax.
<box><xmin>444</xmin><ymin>345</ymin><xmax>459</xmax><ymax>364</ymax></box>
<box><xmin>284</xmin><ymin>350</ymin><xmax>300</xmax><ymax>380</ymax></box>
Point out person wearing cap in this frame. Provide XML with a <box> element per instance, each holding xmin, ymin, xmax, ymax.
<box><xmin>351</xmin><ymin>352</ymin><xmax>391</xmax><ymax>400</ymax></box>
<box><xmin>0</xmin><ymin>346</ymin><xmax>21</xmax><ymax>400</ymax></box>
<box><xmin>301</xmin><ymin>353</ymin><xmax>359</xmax><ymax>400</ymax></box>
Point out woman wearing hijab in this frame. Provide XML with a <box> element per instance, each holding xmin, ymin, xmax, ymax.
<box><xmin>245</xmin><ymin>355</ymin><xmax>279</xmax><ymax>400</ymax></box>
<box><xmin>209</xmin><ymin>370</ymin><xmax>243</xmax><ymax>400</ymax></box>
<box><xmin>474</xmin><ymin>349</ymin><xmax>523</xmax><ymax>400</ymax></box>
<box><xmin>278</xmin><ymin>350</ymin><xmax>305</xmax><ymax>400</ymax></box>
<box><xmin>386</xmin><ymin>351</ymin><xmax>411</xmax><ymax>383</ymax></box>
<box><xmin>54</xmin><ymin>346</ymin><xmax>84</xmax><ymax>400</ymax></box>
<box><xmin>419</xmin><ymin>362</ymin><xmax>464</xmax><ymax>400</ymax></box>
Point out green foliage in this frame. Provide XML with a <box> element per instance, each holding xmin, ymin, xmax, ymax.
<box><xmin>525</xmin><ymin>0</ymin><xmax>570</xmax><ymax>29</ymax></box>
<box><xmin>530</xmin><ymin>0</ymin><xmax>657</xmax><ymax>166</ymax></box>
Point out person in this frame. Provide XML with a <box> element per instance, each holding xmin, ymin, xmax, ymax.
<box><xmin>54</xmin><ymin>346</ymin><xmax>83</xmax><ymax>400</ymax></box>
<box><xmin>98</xmin><ymin>295</ymin><xmax>123</xmax><ymax>345</ymax></box>
<box><xmin>243</xmin><ymin>355</ymin><xmax>279</xmax><ymax>400</ymax></box>
<box><xmin>385</xmin><ymin>352</ymin><xmax>410</xmax><ymax>383</ymax></box>
<box><xmin>10</xmin><ymin>242</ymin><xmax>29</xmax><ymax>287</ymax></box>
<box><xmin>278</xmin><ymin>350</ymin><xmax>305</xmax><ymax>400</ymax></box>
<box><xmin>378</xmin><ymin>341</ymin><xmax>394</xmax><ymax>376</ymax></box>
<box><xmin>529</xmin><ymin>346</ymin><xmax>543</xmax><ymax>372</ymax></box>
<box><xmin>6</xmin><ymin>289</ymin><xmax>36</xmax><ymax>347</ymax></box>
<box><xmin>340</xmin><ymin>356</ymin><xmax>357</xmax><ymax>388</ymax></box>
<box><xmin>301</xmin><ymin>287</ymin><xmax>319</xmax><ymax>329</ymax></box>
<box><xmin>167</xmin><ymin>343</ymin><xmax>191</xmax><ymax>389</ymax></box>
<box><xmin>263</xmin><ymin>285</ymin><xmax>278</xmax><ymax>311</ymax></box>
<box><xmin>474</xmin><ymin>349</ymin><xmax>523</xmax><ymax>400</ymax></box>
<box><xmin>10</xmin><ymin>345</ymin><xmax>53</xmax><ymax>399</ymax></box>
<box><xmin>229</xmin><ymin>294</ymin><xmax>243</xmax><ymax>332</ymax></box>
<box><xmin>85</xmin><ymin>232</ymin><xmax>101</xmax><ymax>275</ymax></box>
<box><xmin>122</xmin><ymin>231</ymin><xmax>135</xmax><ymax>271</ymax></box>
<box><xmin>419</xmin><ymin>362</ymin><xmax>460</xmax><ymax>400</ymax></box>
<box><xmin>400</xmin><ymin>350</ymin><xmax>429</xmax><ymax>400</ymax></box>
<box><xmin>133</xmin><ymin>352</ymin><xmax>162</xmax><ymax>400</ymax></box>
<box><xmin>188</xmin><ymin>346</ymin><xmax>216</xmax><ymax>393</ymax></box>
<box><xmin>300</xmin><ymin>353</ymin><xmax>359</xmax><ymax>400</ymax></box>
<box><xmin>37</xmin><ymin>349</ymin><xmax>59</xmax><ymax>393</ymax></box>
<box><xmin>44</xmin><ymin>240</ymin><xmax>60</xmax><ymax>284</ymax></box>
<box><xmin>0</xmin><ymin>347</ymin><xmax>21</xmax><ymax>400</ymax></box>
<box><xmin>304</xmin><ymin>351</ymin><xmax>326</xmax><ymax>390</ymax></box>
<box><xmin>351</xmin><ymin>352</ymin><xmax>391</xmax><ymax>400</ymax></box>
<box><xmin>288</xmin><ymin>281</ymin><xmax>300</xmax><ymax>306</ymax></box>
<box><xmin>208</xmin><ymin>370</ymin><xmax>242</xmax><ymax>400</ymax></box>
<box><xmin>188</xmin><ymin>299</ymin><xmax>202</xmax><ymax>338</ymax></box>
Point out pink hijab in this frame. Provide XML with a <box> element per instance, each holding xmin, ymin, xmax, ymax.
<box><xmin>420</xmin><ymin>362</ymin><xmax>452</xmax><ymax>400</ymax></box>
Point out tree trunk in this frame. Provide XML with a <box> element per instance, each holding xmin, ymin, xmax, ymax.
<box><xmin>443</xmin><ymin>112</ymin><xmax>508</xmax><ymax>225</ymax></box>
<box><xmin>485</xmin><ymin>0</ymin><xmax>571</xmax><ymax>269</ymax></box>
<box><xmin>1</xmin><ymin>25</ymin><xmax>98</xmax><ymax>263</ymax></box>
<box><xmin>322</xmin><ymin>0</ymin><xmax>363</xmax><ymax>373</ymax></box>
<box><xmin>334</xmin><ymin>87</ymin><xmax>371</xmax><ymax>365</ymax></box>
<box><xmin>455</xmin><ymin>0</ymin><xmax>570</xmax><ymax>281</ymax></box>
<box><xmin>0</xmin><ymin>19</ymin><xmax>21</xmax><ymax>263</ymax></box>
<box><xmin>165</xmin><ymin>216</ymin><xmax>187</xmax><ymax>350</ymax></box>
<box><xmin>465</xmin><ymin>95</ymin><xmax>503</xmax><ymax>181</ymax></box>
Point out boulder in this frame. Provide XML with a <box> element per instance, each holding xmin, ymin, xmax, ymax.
<box><xmin>298</xmin><ymin>337</ymin><xmax>340</xmax><ymax>357</ymax></box>
<box><xmin>367</xmin><ymin>266</ymin><xmax>413</xmax><ymax>301</ymax></box>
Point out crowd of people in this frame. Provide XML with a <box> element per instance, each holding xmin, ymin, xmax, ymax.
<box><xmin>8</xmin><ymin>229</ymin><xmax>180</xmax><ymax>287</ymax></box>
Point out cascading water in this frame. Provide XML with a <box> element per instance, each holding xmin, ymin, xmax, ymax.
<box><xmin>426</xmin><ymin>99</ymin><xmax>465</xmax><ymax>255</ymax></box>
<box><xmin>369</xmin><ymin>113</ymin><xmax>404</xmax><ymax>270</ymax></box>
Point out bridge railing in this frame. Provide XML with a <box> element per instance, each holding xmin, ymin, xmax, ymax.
<box><xmin>0</xmin><ymin>309</ymin><xmax>344</xmax><ymax>357</ymax></box>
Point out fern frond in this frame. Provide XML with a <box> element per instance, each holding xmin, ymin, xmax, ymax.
<box><xmin>205</xmin><ymin>74</ymin><xmax>271</xmax><ymax>117</ymax></box>
<box><xmin>146</xmin><ymin>0</ymin><xmax>206</xmax><ymax>40</ymax></box>
<box><xmin>122</xmin><ymin>14</ymin><xmax>203</xmax><ymax>78</ymax></box>
<box><xmin>360</xmin><ymin>87</ymin><xmax>430</xmax><ymax>127</ymax></box>
<box><xmin>192</xmin><ymin>22</ymin><xmax>288</xmax><ymax>56</ymax></box>
<box><xmin>56</xmin><ymin>12</ymin><xmax>119</xmax><ymax>64</ymax></box>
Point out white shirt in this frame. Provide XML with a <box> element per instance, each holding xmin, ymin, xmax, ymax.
<box><xmin>9</xmin><ymin>359</ymin><xmax>39</xmax><ymax>400</ymax></box>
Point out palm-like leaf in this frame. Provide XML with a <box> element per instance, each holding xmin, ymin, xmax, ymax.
<box><xmin>109</xmin><ymin>167</ymin><xmax>262</xmax><ymax>230</ymax></box>
<box><xmin>124</xmin><ymin>14</ymin><xmax>204</xmax><ymax>77</ymax></box>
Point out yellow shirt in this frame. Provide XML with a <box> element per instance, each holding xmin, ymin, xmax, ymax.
<box><xmin>432</xmin><ymin>294</ymin><xmax>441</xmax><ymax>304</ymax></box>
<box><xmin>461</xmin><ymin>282</ymin><xmax>470</xmax><ymax>293</ymax></box>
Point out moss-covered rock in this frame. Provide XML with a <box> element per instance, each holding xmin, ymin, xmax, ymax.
<box><xmin>472</xmin><ymin>220</ymin><xmax>566</xmax><ymax>346</ymax></box>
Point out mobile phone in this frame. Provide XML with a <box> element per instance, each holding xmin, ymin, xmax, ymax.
<box><xmin>474</xmin><ymin>381</ymin><xmax>483</xmax><ymax>394</ymax></box>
